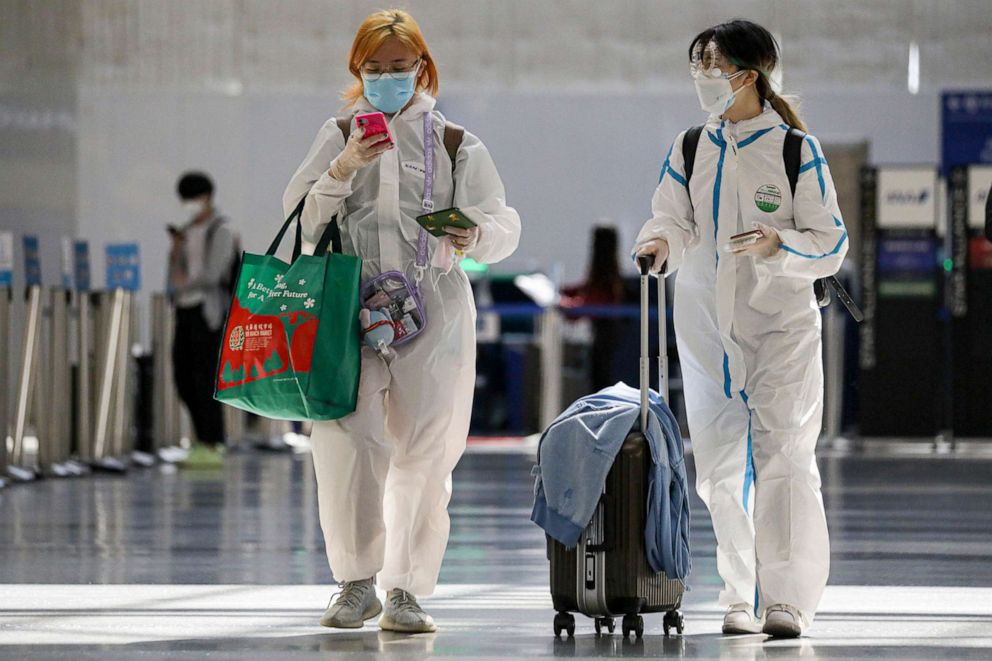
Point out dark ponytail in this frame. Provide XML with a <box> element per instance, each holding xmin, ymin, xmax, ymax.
<box><xmin>689</xmin><ymin>19</ymin><xmax>807</xmax><ymax>132</ymax></box>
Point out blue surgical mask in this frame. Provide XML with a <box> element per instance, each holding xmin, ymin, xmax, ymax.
<box><xmin>362</xmin><ymin>71</ymin><xmax>418</xmax><ymax>114</ymax></box>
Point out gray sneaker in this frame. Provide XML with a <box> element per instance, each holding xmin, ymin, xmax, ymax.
<box><xmin>723</xmin><ymin>603</ymin><xmax>763</xmax><ymax>634</ymax></box>
<box><xmin>762</xmin><ymin>603</ymin><xmax>804</xmax><ymax>638</ymax></box>
<box><xmin>320</xmin><ymin>578</ymin><xmax>382</xmax><ymax>629</ymax></box>
<box><xmin>378</xmin><ymin>588</ymin><xmax>438</xmax><ymax>634</ymax></box>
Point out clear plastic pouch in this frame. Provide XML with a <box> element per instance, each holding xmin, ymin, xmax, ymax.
<box><xmin>360</xmin><ymin>271</ymin><xmax>427</xmax><ymax>346</ymax></box>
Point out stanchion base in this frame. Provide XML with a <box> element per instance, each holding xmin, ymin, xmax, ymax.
<box><xmin>131</xmin><ymin>451</ymin><xmax>157</xmax><ymax>468</ymax></box>
<box><xmin>255</xmin><ymin>436</ymin><xmax>294</xmax><ymax>453</ymax></box>
<box><xmin>92</xmin><ymin>457</ymin><xmax>129</xmax><ymax>473</ymax></box>
<box><xmin>46</xmin><ymin>463</ymin><xmax>75</xmax><ymax>478</ymax></box>
<box><xmin>65</xmin><ymin>461</ymin><xmax>92</xmax><ymax>477</ymax></box>
<box><xmin>6</xmin><ymin>465</ymin><xmax>37</xmax><ymax>482</ymax></box>
<box><xmin>157</xmin><ymin>446</ymin><xmax>187</xmax><ymax>464</ymax></box>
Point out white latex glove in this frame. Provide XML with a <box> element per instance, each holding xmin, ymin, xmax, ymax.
<box><xmin>634</xmin><ymin>238</ymin><xmax>670</xmax><ymax>273</ymax></box>
<box><xmin>443</xmin><ymin>225</ymin><xmax>481</xmax><ymax>253</ymax></box>
<box><xmin>329</xmin><ymin>127</ymin><xmax>394</xmax><ymax>181</ymax></box>
<box><xmin>732</xmin><ymin>222</ymin><xmax>781</xmax><ymax>259</ymax></box>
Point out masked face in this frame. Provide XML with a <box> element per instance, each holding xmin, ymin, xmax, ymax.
<box><xmin>362</xmin><ymin>70</ymin><xmax>418</xmax><ymax>114</ymax></box>
<box><xmin>182</xmin><ymin>199</ymin><xmax>205</xmax><ymax>219</ymax></box>
<box><xmin>690</xmin><ymin>39</ymin><xmax>755</xmax><ymax>115</ymax></box>
<box><xmin>694</xmin><ymin>69</ymin><xmax>748</xmax><ymax>115</ymax></box>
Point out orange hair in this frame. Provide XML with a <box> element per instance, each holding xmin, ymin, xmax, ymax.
<box><xmin>343</xmin><ymin>9</ymin><xmax>439</xmax><ymax>106</ymax></box>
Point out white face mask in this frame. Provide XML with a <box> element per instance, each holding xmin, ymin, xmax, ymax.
<box><xmin>182</xmin><ymin>199</ymin><xmax>205</xmax><ymax>219</ymax></box>
<box><xmin>694</xmin><ymin>70</ymin><xmax>747</xmax><ymax>115</ymax></box>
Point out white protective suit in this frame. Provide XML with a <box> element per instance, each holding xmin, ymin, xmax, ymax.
<box><xmin>283</xmin><ymin>93</ymin><xmax>520</xmax><ymax>596</ymax></box>
<box><xmin>634</xmin><ymin>106</ymin><xmax>847</xmax><ymax>627</ymax></box>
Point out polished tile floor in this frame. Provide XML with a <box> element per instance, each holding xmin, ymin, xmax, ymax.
<box><xmin>1</xmin><ymin>444</ymin><xmax>991</xmax><ymax>659</ymax></box>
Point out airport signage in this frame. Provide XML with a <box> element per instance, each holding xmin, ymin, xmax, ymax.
<box><xmin>876</xmin><ymin>167</ymin><xmax>938</xmax><ymax>229</ymax></box>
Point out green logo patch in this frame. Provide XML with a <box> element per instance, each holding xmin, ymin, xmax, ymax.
<box><xmin>755</xmin><ymin>184</ymin><xmax>782</xmax><ymax>213</ymax></box>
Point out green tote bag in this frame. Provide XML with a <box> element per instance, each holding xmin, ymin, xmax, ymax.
<box><xmin>214</xmin><ymin>199</ymin><xmax>362</xmax><ymax>420</ymax></box>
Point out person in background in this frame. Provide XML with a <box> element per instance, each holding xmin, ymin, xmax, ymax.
<box><xmin>168</xmin><ymin>171</ymin><xmax>240</xmax><ymax>469</ymax></box>
<box><xmin>561</xmin><ymin>226</ymin><xmax>624</xmax><ymax>391</ymax></box>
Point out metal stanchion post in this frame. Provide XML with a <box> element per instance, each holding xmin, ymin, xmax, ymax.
<box><xmin>46</xmin><ymin>288</ymin><xmax>75</xmax><ymax>476</ymax></box>
<box><xmin>152</xmin><ymin>293</ymin><xmax>185</xmax><ymax>463</ymax></box>
<box><xmin>0</xmin><ymin>287</ymin><xmax>10</xmax><ymax>488</ymax></box>
<box><xmin>110</xmin><ymin>291</ymin><xmax>131</xmax><ymax>460</ymax></box>
<box><xmin>118</xmin><ymin>292</ymin><xmax>138</xmax><ymax>463</ymax></box>
<box><xmin>92</xmin><ymin>288</ymin><xmax>127</xmax><ymax>472</ymax></box>
<box><xmin>74</xmin><ymin>291</ymin><xmax>94</xmax><ymax>467</ymax></box>
<box><xmin>9</xmin><ymin>285</ymin><xmax>42</xmax><ymax>481</ymax></box>
<box><xmin>538</xmin><ymin>305</ymin><xmax>564</xmax><ymax>432</ymax></box>
<box><xmin>88</xmin><ymin>292</ymin><xmax>107</xmax><ymax>463</ymax></box>
<box><xmin>151</xmin><ymin>294</ymin><xmax>166</xmax><ymax>457</ymax></box>
<box><xmin>224</xmin><ymin>405</ymin><xmax>245</xmax><ymax>449</ymax></box>
<box><xmin>128</xmin><ymin>294</ymin><xmax>156</xmax><ymax>467</ymax></box>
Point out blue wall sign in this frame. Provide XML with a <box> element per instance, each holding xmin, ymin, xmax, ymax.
<box><xmin>23</xmin><ymin>235</ymin><xmax>41</xmax><ymax>286</ymax></box>
<box><xmin>105</xmin><ymin>243</ymin><xmax>141</xmax><ymax>291</ymax></box>
<box><xmin>942</xmin><ymin>91</ymin><xmax>992</xmax><ymax>175</ymax></box>
<box><xmin>74</xmin><ymin>240</ymin><xmax>91</xmax><ymax>291</ymax></box>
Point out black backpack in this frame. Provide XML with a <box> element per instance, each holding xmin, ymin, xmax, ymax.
<box><xmin>680</xmin><ymin>125</ymin><xmax>862</xmax><ymax>322</ymax></box>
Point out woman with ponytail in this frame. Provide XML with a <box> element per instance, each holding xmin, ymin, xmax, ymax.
<box><xmin>634</xmin><ymin>19</ymin><xmax>848</xmax><ymax>638</ymax></box>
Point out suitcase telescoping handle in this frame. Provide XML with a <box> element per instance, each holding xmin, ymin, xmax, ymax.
<box><xmin>637</xmin><ymin>256</ymin><xmax>668</xmax><ymax>432</ymax></box>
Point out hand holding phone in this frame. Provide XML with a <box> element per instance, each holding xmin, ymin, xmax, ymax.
<box><xmin>330</xmin><ymin>113</ymin><xmax>395</xmax><ymax>180</ymax></box>
<box><xmin>355</xmin><ymin>112</ymin><xmax>393</xmax><ymax>147</ymax></box>
<box><xmin>724</xmin><ymin>229</ymin><xmax>764</xmax><ymax>253</ymax></box>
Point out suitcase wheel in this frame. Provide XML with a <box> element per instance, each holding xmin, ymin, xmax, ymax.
<box><xmin>663</xmin><ymin>609</ymin><xmax>685</xmax><ymax>636</ymax></box>
<box><xmin>622</xmin><ymin>614</ymin><xmax>644</xmax><ymax>640</ymax></box>
<box><xmin>553</xmin><ymin>612</ymin><xmax>575</xmax><ymax>638</ymax></box>
<box><xmin>594</xmin><ymin>617</ymin><xmax>615</xmax><ymax>636</ymax></box>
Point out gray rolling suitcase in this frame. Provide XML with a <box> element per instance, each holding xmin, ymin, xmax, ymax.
<box><xmin>548</xmin><ymin>256</ymin><xmax>685</xmax><ymax>639</ymax></box>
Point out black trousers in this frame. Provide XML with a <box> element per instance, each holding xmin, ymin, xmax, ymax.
<box><xmin>173</xmin><ymin>304</ymin><xmax>225</xmax><ymax>446</ymax></box>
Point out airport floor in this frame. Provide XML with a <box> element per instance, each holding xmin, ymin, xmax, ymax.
<box><xmin>1</xmin><ymin>441</ymin><xmax>991</xmax><ymax>660</ymax></box>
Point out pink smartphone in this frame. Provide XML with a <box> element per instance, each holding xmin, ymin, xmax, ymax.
<box><xmin>355</xmin><ymin>112</ymin><xmax>392</xmax><ymax>146</ymax></box>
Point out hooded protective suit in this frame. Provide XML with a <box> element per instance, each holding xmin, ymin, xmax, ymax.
<box><xmin>284</xmin><ymin>93</ymin><xmax>520</xmax><ymax>596</ymax></box>
<box><xmin>634</xmin><ymin>106</ymin><xmax>847</xmax><ymax>627</ymax></box>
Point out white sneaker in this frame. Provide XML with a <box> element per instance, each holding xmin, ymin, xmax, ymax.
<box><xmin>379</xmin><ymin>588</ymin><xmax>438</xmax><ymax>634</ymax></box>
<box><xmin>723</xmin><ymin>603</ymin><xmax>763</xmax><ymax>634</ymax></box>
<box><xmin>762</xmin><ymin>603</ymin><xmax>804</xmax><ymax>638</ymax></box>
<box><xmin>320</xmin><ymin>578</ymin><xmax>382</xmax><ymax>628</ymax></box>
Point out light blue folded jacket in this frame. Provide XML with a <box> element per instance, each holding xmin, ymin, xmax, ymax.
<box><xmin>530</xmin><ymin>383</ymin><xmax>691</xmax><ymax>580</ymax></box>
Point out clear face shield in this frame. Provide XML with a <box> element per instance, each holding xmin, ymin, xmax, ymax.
<box><xmin>689</xmin><ymin>40</ymin><xmax>746</xmax><ymax>82</ymax></box>
<box><xmin>690</xmin><ymin>40</ymin><xmax>748</xmax><ymax>115</ymax></box>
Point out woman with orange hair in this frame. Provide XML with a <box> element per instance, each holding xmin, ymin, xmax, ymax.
<box><xmin>283</xmin><ymin>9</ymin><xmax>520</xmax><ymax>633</ymax></box>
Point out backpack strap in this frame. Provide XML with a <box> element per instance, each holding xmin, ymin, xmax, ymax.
<box><xmin>205</xmin><ymin>215</ymin><xmax>231</xmax><ymax>254</ymax></box>
<box><xmin>204</xmin><ymin>215</ymin><xmax>241</xmax><ymax>290</ymax></box>
<box><xmin>782</xmin><ymin>127</ymin><xmax>864</xmax><ymax>321</ymax></box>
<box><xmin>782</xmin><ymin>128</ymin><xmax>832</xmax><ymax>309</ymax></box>
<box><xmin>783</xmin><ymin>127</ymin><xmax>806</xmax><ymax>197</ymax></box>
<box><xmin>334</xmin><ymin>116</ymin><xmax>463</xmax><ymax>173</ymax></box>
<box><xmin>443</xmin><ymin>121</ymin><xmax>464</xmax><ymax>167</ymax></box>
<box><xmin>681</xmin><ymin>125</ymin><xmax>704</xmax><ymax>186</ymax></box>
<box><xmin>336</xmin><ymin>116</ymin><xmax>352</xmax><ymax>142</ymax></box>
